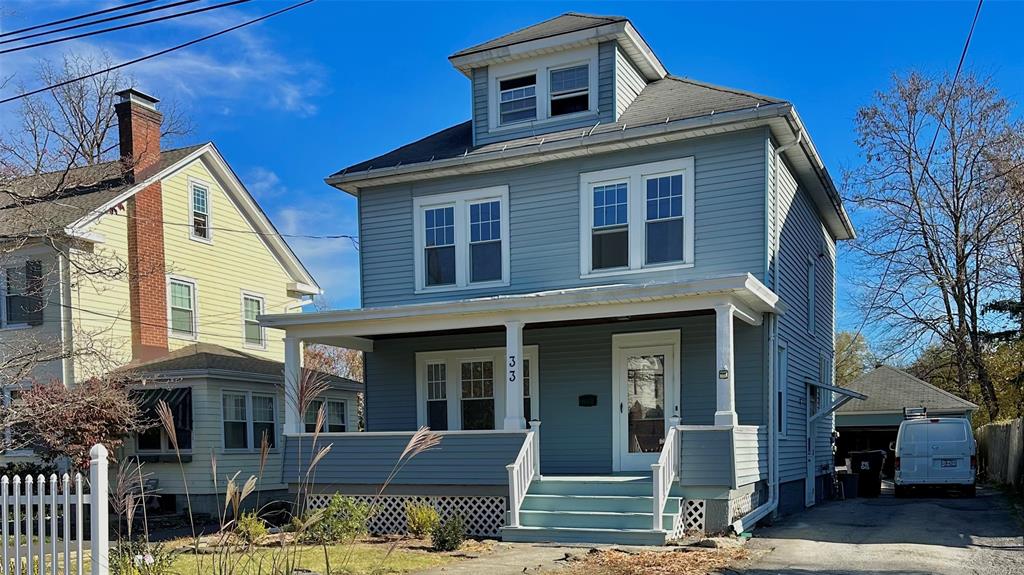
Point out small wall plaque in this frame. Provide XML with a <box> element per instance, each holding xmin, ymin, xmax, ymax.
<box><xmin>718</xmin><ymin>369</ymin><xmax>730</xmax><ymax>380</ymax></box>
<box><xmin>578</xmin><ymin>394</ymin><xmax>598</xmax><ymax>407</ymax></box>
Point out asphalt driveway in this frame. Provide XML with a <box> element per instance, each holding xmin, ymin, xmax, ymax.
<box><xmin>734</xmin><ymin>483</ymin><xmax>1024</xmax><ymax>575</ymax></box>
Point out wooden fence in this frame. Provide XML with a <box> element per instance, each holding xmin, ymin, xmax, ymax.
<box><xmin>976</xmin><ymin>417</ymin><xmax>1024</xmax><ymax>492</ymax></box>
<box><xmin>0</xmin><ymin>444</ymin><xmax>108</xmax><ymax>575</ymax></box>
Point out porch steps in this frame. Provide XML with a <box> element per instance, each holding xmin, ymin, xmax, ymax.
<box><xmin>500</xmin><ymin>475</ymin><xmax>679</xmax><ymax>546</ymax></box>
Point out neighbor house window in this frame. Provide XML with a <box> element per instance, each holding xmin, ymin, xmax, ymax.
<box><xmin>777</xmin><ymin>342</ymin><xmax>788</xmax><ymax>436</ymax></box>
<box><xmin>549</xmin><ymin>64</ymin><xmax>589</xmax><ymax>117</ymax></box>
<box><xmin>414</xmin><ymin>187</ymin><xmax>509</xmax><ymax>291</ymax></box>
<box><xmin>190</xmin><ymin>182</ymin><xmax>210</xmax><ymax>240</ymax></box>
<box><xmin>304</xmin><ymin>399</ymin><xmax>347</xmax><ymax>433</ymax></box>
<box><xmin>242</xmin><ymin>293</ymin><xmax>265</xmax><ymax>347</ymax></box>
<box><xmin>806</xmin><ymin>254</ymin><xmax>816</xmax><ymax>334</ymax></box>
<box><xmin>222</xmin><ymin>393</ymin><xmax>248</xmax><ymax>449</ymax></box>
<box><xmin>2</xmin><ymin>388</ymin><xmax>32</xmax><ymax>456</ymax></box>
<box><xmin>168</xmin><ymin>278</ymin><xmax>197</xmax><ymax>338</ymax></box>
<box><xmin>416</xmin><ymin>347</ymin><xmax>538</xmax><ymax>430</ymax></box>
<box><xmin>1</xmin><ymin>261</ymin><xmax>43</xmax><ymax>328</ymax></box>
<box><xmin>580</xmin><ymin>158</ymin><xmax>695</xmax><ymax>276</ymax></box>
<box><xmin>499</xmin><ymin>74</ymin><xmax>536</xmax><ymax>125</ymax></box>
<box><xmin>251</xmin><ymin>394</ymin><xmax>276</xmax><ymax>448</ymax></box>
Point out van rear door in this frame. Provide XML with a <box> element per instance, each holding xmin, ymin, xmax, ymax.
<box><xmin>926</xmin><ymin>420</ymin><xmax>972</xmax><ymax>483</ymax></box>
<box><xmin>898</xmin><ymin>421</ymin><xmax>930</xmax><ymax>482</ymax></box>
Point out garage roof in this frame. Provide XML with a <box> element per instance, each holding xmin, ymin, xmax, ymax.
<box><xmin>837</xmin><ymin>365</ymin><xmax>977</xmax><ymax>414</ymax></box>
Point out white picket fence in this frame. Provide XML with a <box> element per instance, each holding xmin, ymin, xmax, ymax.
<box><xmin>0</xmin><ymin>444</ymin><xmax>108</xmax><ymax>575</ymax></box>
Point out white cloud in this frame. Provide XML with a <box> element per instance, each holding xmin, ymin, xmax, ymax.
<box><xmin>245</xmin><ymin>166</ymin><xmax>283</xmax><ymax>199</ymax></box>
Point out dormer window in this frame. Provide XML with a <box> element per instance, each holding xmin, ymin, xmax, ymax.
<box><xmin>499</xmin><ymin>75</ymin><xmax>537</xmax><ymax>125</ymax></box>
<box><xmin>550</xmin><ymin>65</ymin><xmax>589</xmax><ymax>117</ymax></box>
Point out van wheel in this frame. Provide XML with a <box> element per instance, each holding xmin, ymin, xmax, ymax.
<box><xmin>894</xmin><ymin>485</ymin><xmax>908</xmax><ymax>498</ymax></box>
<box><xmin>961</xmin><ymin>484</ymin><xmax>976</xmax><ymax>498</ymax></box>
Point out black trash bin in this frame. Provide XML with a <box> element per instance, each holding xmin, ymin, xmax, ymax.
<box><xmin>850</xmin><ymin>450</ymin><xmax>887</xmax><ymax>497</ymax></box>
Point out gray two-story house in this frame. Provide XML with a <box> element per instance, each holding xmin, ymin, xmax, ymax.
<box><xmin>265</xmin><ymin>13</ymin><xmax>859</xmax><ymax>544</ymax></box>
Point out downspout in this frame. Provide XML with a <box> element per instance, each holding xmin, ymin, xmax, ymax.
<box><xmin>58</xmin><ymin>249</ymin><xmax>75</xmax><ymax>386</ymax></box>
<box><xmin>732</xmin><ymin>131</ymin><xmax>803</xmax><ymax>533</ymax></box>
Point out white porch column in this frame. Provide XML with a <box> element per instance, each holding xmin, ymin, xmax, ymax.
<box><xmin>283</xmin><ymin>336</ymin><xmax>303</xmax><ymax>434</ymax></box>
<box><xmin>503</xmin><ymin>320</ymin><xmax>526</xmax><ymax>430</ymax></box>
<box><xmin>714</xmin><ymin>304</ymin><xmax>738</xmax><ymax>426</ymax></box>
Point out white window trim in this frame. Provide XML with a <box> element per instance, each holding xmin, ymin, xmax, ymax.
<box><xmin>412</xmin><ymin>186</ymin><xmax>510</xmax><ymax>294</ymax></box>
<box><xmin>304</xmin><ymin>398</ymin><xmax>348</xmax><ymax>433</ymax></box>
<box><xmin>777</xmin><ymin>340</ymin><xmax>789</xmax><ymax>439</ymax></box>
<box><xmin>415</xmin><ymin>345</ymin><xmax>539</xmax><ymax>430</ymax></box>
<box><xmin>188</xmin><ymin>177</ymin><xmax>213</xmax><ymax>244</ymax></box>
<box><xmin>167</xmin><ymin>275</ymin><xmax>198</xmax><ymax>341</ymax></box>
<box><xmin>241</xmin><ymin>290</ymin><xmax>267</xmax><ymax>350</ymax></box>
<box><xmin>220</xmin><ymin>389</ymin><xmax>278</xmax><ymax>452</ymax></box>
<box><xmin>579</xmin><ymin>157</ymin><xmax>696</xmax><ymax>278</ymax></box>
<box><xmin>488</xmin><ymin>45</ymin><xmax>599</xmax><ymax>132</ymax></box>
<box><xmin>806</xmin><ymin>253</ymin><xmax>817</xmax><ymax>335</ymax></box>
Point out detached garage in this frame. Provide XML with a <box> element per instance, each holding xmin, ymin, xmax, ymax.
<box><xmin>836</xmin><ymin>365</ymin><xmax>977</xmax><ymax>477</ymax></box>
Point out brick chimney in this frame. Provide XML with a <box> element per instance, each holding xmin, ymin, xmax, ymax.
<box><xmin>115</xmin><ymin>89</ymin><xmax>168</xmax><ymax>361</ymax></box>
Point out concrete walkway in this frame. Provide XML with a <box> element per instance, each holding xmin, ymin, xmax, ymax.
<box><xmin>412</xmin><ymin>542</ymin><xmax>581</xmax><ymax>575</ymax></box>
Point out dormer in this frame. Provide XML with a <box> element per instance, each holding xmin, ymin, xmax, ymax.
<box><xmin>449</xmin><ymin>13</ymin><xmax>667</xmax><ymax>147</ymax></box>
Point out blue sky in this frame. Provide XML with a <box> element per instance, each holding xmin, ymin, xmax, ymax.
<box><xmin>2</xmin><ymin>1</ymin><xmax>1022</xmax><ymax>346</ymax></box>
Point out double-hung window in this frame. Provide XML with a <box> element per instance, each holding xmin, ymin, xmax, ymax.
<box><xmin>579</xmin><ymin>157</ymin><xmax>695</xmax><ymax>277</ymax></box>
<box><xmin>222</xmin><ymin>393</ymin><xmax>248</xmax><ymax>449</ymax></box>
<box><xmin>242</xmin><ymin>293</ymin><xmax>265</xmax><ymax>348</ymax></box>
<box><xmin>499</xmin><ymin>75</ymin><xmax>536</xmax><ymax>125</ymax></box>
<box><xmin>1</xmin><ymin>261</ymin><xmax>43</xmax><ymax>328</ymax></box>
<box><xmin>252</xmin><ymin>394</ymin><xmax>276</xmax><ymax>448</ymax></box>
<box><xmin>490</xmin><ymin>46</ymin><xmax>597</xmax><ymax>129</ymax></box>
<box><xmin>425</xmin><ymin>362</ymin><xmax>448</xmax><ymax>431</ymax></box>
<box><xmin>168</xmin><ymin>277</ymin><xmax>197</xmax><ymax>338</ymax></box>
<box><xmin>190</xmin><ymin>182</ymin><xmax>211</xmax><ymax>241</ymax></box>
<box><xmin>549</xmin><ymin>64</ymin><xmax>589</xmax><ymax>117</ymax></box>
<box><xmin>460</xmin><ymin>360</ymin><xmax>495</xmax><ymax>430</ymax></box>
<box><xmin>414</xmin><ymin>187</ymin><xmax>509</xmax><ymax>292</ymax></box>
<box><xmin>222</xmin><ymin>391</ymin><xmax>276</xmax><ymax>450</ymax></box>
<box><xmin>304</xmin><ymin>399</ymin><xmax>347</xmax><ymax>433</ymax></box>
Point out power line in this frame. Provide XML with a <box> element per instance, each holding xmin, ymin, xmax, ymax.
<box><xmin>0</xmin><ymin>0</ymin><xmax>316</xmax><ymax>106</ymax></box>
<box><xmin>0</xmin><ymin>0</ymin><xmax>158</xmax><ymax>38</ymax></box>
<box><xmin>0</xmin><ymin>0</ymin><xmax>204</xmax><ymax>45</ymax></box>
<box><xmin>839</xmin><ymin>0</ymin><xmax>984</xmax><ymax>367</ymax></box>
<box><xmin>1</xmin><ymin>0</ymin><xmax>255</xmax><ymax>55</ymax></box>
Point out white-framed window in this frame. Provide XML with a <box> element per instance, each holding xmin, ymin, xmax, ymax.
<box><xmin>221</xmin><ymin>391</ymin><xmax>277</xmax><ymax>450</ymax></box>
<box><xmin>168</xmin><ymin>276</ymin><xmax>197</xmax><ymax>339</ymax></box>
<box><xmin>579</xmin><ymin>157</ymin><xmax>695</xmax><ymax>277</ymax></box>
<box><xmin>241</xmin><ymin>292</ymin><xmax>265</xmax><ymax>348</ymax></box>
<box><xmin>415</xmin><ymin>346</ymin><xmax>539</xmax><ymax>430</ymax></box>
<box><xmin>777</xmin><ymin>341</ymin><xmax>789</xmax><ymax>437</ymax></box>
<box><xmin>304</xmin><ymin>399</ymin><xmax>348</xmax><ymax>433</ymax></box>
<box><xmin>489</xmin><ymin>46</ymin><xmax>598</xmax><ymax>130</ymax></box>
<box><xmin>2</xmin><ymin>387</ymin><xmax>32</xmax><ymax>457</ymax></box>
<box><xmin>1</xmin><ymin>261</ymin><xmax>43</xmax><ymax>329</ymax></box>
<box><xmin>806</xmin><ymin>254</ymin><xmax>817</xmax><ymax>334</ymax></box>
<box><xmin>189</xmin><ymin>180</ymin><xmax>211</xmax><ymax>242</ymax></box>
<box><xmin>413</xmin><ymin>186</ymin><xmax>510</xmax><ymax>293</ymax></box>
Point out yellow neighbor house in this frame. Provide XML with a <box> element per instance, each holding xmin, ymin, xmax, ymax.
<box><xmin>0</xmin><ymin>89</ymin><xmax>360</xmax><ymax>514</ymax></box>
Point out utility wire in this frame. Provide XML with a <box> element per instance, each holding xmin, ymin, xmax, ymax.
<box><xmin>1</xmin><ymin>0</ymin><xmax>254</xmax><ymax>54</ymax></box>
<box><xmin>839</xmin><ymin>0</ymin><xmax>984</xmax><ymax>368</ymax></box>
<box><xmin>0</xmin><ymin>0</ymin><xmax>316</xmax><ymax>106</ymax></box>
<box><xmin>0</xmin><ymin>0</ymin><xmax>204</xmax><ymax>45</ymax></box>
<box><xmin>0</xmin><ymin>0</ymin><xmax>158</xmax><ymax>38</ymax></box>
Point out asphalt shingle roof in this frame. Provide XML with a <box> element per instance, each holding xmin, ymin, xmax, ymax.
<box><xmin>837</xmin><ymin>365</ymin><xmax>977</xmax><ymax>414</ymax></box>
<box><xmin>450</xmin><ymin>13</ymin><xmax>628</xmax><ymax>58</ymax></box>
<box><xmin>335</xmin><ymin>76</ymin><xmax>783</xmax><ymax>177</ymax></box>
<box><xmin>0</xmin><ymin>144</ymin><xmax>204</xmax><ymax>238</ymax></box>
<box><xmin>120</xmin><ymin>343</ymin><xmax>363</xmax><ymax>392</ymax></box>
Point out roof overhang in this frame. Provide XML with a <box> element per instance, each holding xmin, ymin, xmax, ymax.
<box><xmin>260</xmin><ymin>273</ymin><xmax>782</xmax><ymax>348</ymax></box>
<box><xmin>327</xmin><ymin>103</ymin><xmax>854</xmax><ymax>240</ymax></box>
<box><xmin>449</xmin><ymin>20</ymin><xmax>666</xmax><ymax>81</ymax></box>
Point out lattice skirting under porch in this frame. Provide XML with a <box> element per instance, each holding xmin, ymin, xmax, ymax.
<box><xmin>306</xmin><ymin>494</ymin><xmax>507</xmax><ymax>538</ymax></box>
<box><xmin>682</xmin><ymin>499</ymin><xmax>706</xmax><ymax>534</ymax></box>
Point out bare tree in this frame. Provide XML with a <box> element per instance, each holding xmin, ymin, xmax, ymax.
<box><xmin>847</xmin><ymin>71</ymin><xmax>1024</xmax><ymax>420</ymax></box>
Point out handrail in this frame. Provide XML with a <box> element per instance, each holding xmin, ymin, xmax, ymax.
<box><xmin>505</xmin><ymin>421</ymin><xmax>541</xmax><ymax>528</ymax></box>
<box><xmin>651</xmin><ymin>419</ymin><xmax>681</xmax><ymax>531</ymax></box>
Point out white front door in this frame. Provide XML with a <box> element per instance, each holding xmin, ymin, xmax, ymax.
<box><xmin>612</xmin><ymin>331</ymin><xmax>680</xmax><ymax>472</ymax></box>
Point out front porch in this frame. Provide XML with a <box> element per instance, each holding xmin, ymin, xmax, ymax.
<box><xmin>267</xmin><ymin>274</ymin><xmax>780</xmax><ymax>542</ymax></box>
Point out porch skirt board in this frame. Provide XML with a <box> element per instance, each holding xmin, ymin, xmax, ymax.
<box><xmin>305</xmin><ymin>494</ymin><xmax>507</xmax><ymax>538</ymax></box>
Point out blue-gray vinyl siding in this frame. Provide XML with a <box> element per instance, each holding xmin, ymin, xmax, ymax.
<box><xmin>364</xmin><ymin>315</ymin><xmax>764</xmax><ymax>475</ymax></box>
<box><xmin>614</xmin><ymin>44</ymin><xmax>645</xmax><ymax>119</ymax></box>
<box><xmin>771</xmin><ymin>154</ymin><xmax>837</xmax><ymax>483</ymax></box>
<box><xmin>359</xmin><ymin>128</ymin><xmax>769</xmax><ymax>308</ymax></box>
<box><xmin>679</xmin><ymin>428</ymin><xmax>733</xmax><ymax>486</ymax></box>
<box><xmin>734</xmin><ymin>426</ymin><xmax>769</xmax><ymax>486</ymax></box>
<box><xmin>282</xmin><ymin>432</ymin><xmax>527</xmax><ymax>486</ymax></box>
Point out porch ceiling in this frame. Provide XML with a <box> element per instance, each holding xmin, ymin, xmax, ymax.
<box><xmin>261</xmin><ymin>273</ymin><xmax>781</xmax><ymax>349</ymax></box>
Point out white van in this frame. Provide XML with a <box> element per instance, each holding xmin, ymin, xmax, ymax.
<box><xmin>894</xmin><ymin>417</ymin><xmax>976</xmax><ymax>497</ymax></box>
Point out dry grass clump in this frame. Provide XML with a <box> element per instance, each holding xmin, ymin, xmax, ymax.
<box><xmin>559</xmin><ymin>546</ymin><xmax>748</xmax><ymax>575</ymax></box>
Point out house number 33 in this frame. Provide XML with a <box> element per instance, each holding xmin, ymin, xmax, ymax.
<box><xmin>508</xmin><ymin>355</ymin><xmax>517</xmax><ymax>382</ymax></box>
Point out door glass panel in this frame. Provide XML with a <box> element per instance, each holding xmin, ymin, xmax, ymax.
<box><xmin>626</xmin><ymin>354</ymin><xmax>665</xmax><ymax>453</ymax></box>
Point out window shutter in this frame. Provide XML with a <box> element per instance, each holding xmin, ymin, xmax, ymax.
<box><xmin>23</xmin><ymin>260</ymin><xmax>43</xmax><ymax>326</ymax></box>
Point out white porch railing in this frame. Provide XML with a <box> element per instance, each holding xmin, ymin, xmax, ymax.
<box><xmin>505</xmin><ymin>421</ymin><xmax>541</xmax><ymax>528</ymax></box>
<box><xmin>0</xmin><ymin>444</ymin><xmax>108</xmax><ymax>575</ymax></box>
<box><xmin>651</xmin><ymin>420</ymin><xmax>681</xmax><ymax>530</ymax></box>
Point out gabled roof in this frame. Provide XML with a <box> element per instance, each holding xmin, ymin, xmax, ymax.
<box><xmin>121</xmin><ymin>343</ymin><xmax>363</xmax><ymax>392</ymax></box>
<box><xmin>837</xmin><ymin>365</ymin><xmax>978</xmax><ymax>414</ymax></box>
<box><xmin>450</xmin><ymin>12</ymin><xmax>627</xmax><ymax>57</ymax></box>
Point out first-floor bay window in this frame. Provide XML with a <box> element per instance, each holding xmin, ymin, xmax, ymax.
<box><xmin>252</xmin><ymin>394</ymin><xmax>276</xmax><ymax>448</ymax></box>
<box><xmin>414</xmin><ymin>187</ymin><xmax>509</xmax><ymax>292</ymax></box>
<box><xmin>222</xmin><ymin>391</ymin><xmax>276</xmax><ymax>450</ymax></box>
<box><xmin>416</xmin><ymin>346</ymin><xmax>538</xmax><ymax>430</ymax></box>
<box><xmin>223</xmin><ymin>393</ymin><xmax>248</xmax><ymax>449</ymax></box>
<box><xmin>304</xmin><ymin>399</ymin><xmax>348</xmax><ymax>433</ymax></box>
<box><xmin>580</xmin><ymin>157</ymin><xmax>695</xmax><ymax>277</ymax></box>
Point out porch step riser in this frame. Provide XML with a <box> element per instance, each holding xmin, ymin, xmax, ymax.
<box><xmin>520</xmin><ymin>510</ymin><xmax>676</xmax><ymax>531</ymax></box>
<box><xmin>521</xmin><ymin>494</ymin><xmax>681</xmax><ymax>515</ymax></box>
<box><xmin>529</xmin><ymin>481</ymin><xmax>653</xmax><ymax>497</ymax></box>
<box><xmin>501</xmin><ymin>526</ymin><xmax>668</xmax><ymax>546</ymax></box>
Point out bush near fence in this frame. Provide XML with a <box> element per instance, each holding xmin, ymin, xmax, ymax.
<box><xmin>976</xmin><ymin>418</ymin><xmax>1024</xmax><ymax>493</ymax></box>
